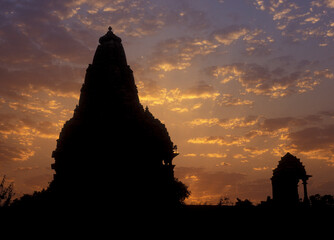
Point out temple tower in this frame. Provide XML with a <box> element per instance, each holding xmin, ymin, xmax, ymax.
<box><xmin>49</xmin><ymin>27</ymin><xmax>188</xmax><ymax>209</ymax></box>
<box><xmin>271</xmin><ymin>153</ymin><xmax>311</xmax><ymax>207</ymax></box>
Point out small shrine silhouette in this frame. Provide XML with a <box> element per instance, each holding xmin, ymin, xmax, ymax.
<box><xmin>271</xmin><ymin>152</ymin><xmax>311</xmax><ymax>207</ymax></box>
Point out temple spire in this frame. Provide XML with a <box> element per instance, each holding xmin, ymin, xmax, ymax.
<box><xmin>98</xmin><ymin>26</ymin><xmax>121</xmax><ymax>45</ymax></box>
<box><xmin>49</xmin><ymin>27</ymin><xmax>189</xmax><ymax>209</ymax></box>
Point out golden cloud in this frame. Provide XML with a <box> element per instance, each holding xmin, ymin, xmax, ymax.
<box><xmin>217</xmin><ymin>94</ymin><xmax>254</xmax><ymax>107</ymax></box>
<box><xmin>243</xmin><ymin>147</ymin><xmax>268</xmax><ymax>155</ymax></box>
<box><xmin>138</xmin><ymin>81</ymin><xmax>220</xmax><ymax>107</ymax></box>
<box><xmin>189</xmin><ymin>116</ymin><xmax>260</xmax><ymax>129</ymax></box>
<box><xmin>213</xmin><ymin>25</ymin><xmax>250</xmax><ymax>45</ymax></box>
<box><xmin>233</xmin><ymin>154</ymin><xmax>247</xmax><ymax>159</ymax></box>
<box><xmin>207</xmin><ymin>63</ymin><xmax>333</xmax><ymax>98</ymax></box>
<box><xmin>187</xmin><ymin>135</ymin><xmax>250</xmax><ymax>146</ymax></box>
<box><xmin>0</xmin><ymin>140</ymin><xmax>35</xmax><ymax>162</ymax></box>
<box><xmin>150</xmin><ymin>37</ymin><xmax>218</xmax><ymax>72</ymax></box>
<box><xmin>253</xmin><ymin>167</ymin><xmax>269</xmax><ymax>171</ymax></box>
<box><xmin>188</xmin><ymin>118</ymin><xmax>219</xmax><ymax>127</ymax></box>
<box><xmin>325</xmin><ymin>0</ymin><xmax>334</xmax><ymax>8</ymax></box>
<box><xmin>170</xmin><ymin>107</ymin><xmax>189</xmax><ymax>113</ymax></box>
<box><xmin>200</xmin><ymin>153</ymin><xmax>227</xmax><ymax>158</ymax></box>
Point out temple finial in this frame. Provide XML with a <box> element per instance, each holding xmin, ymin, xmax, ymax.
<box><xmin>99</xmin><ymin>26</ymin><xmax>121</xmax><ymax>44</ymax></box>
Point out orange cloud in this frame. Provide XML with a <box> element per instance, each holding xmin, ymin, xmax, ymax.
<box><xmin>138</xmin><ymin>81</ymin><xmax>220</xmax><ymax>107</ymax></box>
<box><xmin>200</xmin><ymin>153</ymin><xmax>227</xmax><ymax>158</ymax></box>
<box><xmin>243</xmin><ymin>147</ymin><xmax>268</xmax><ymax>156</ymax></box>
<box><xmin>189</xmin><ymin>116</ymin><xmax>260</xmax><ymax>129</ymax></box>
<box><xmin>325</xmin><ymin>0</ymin><xmax>334</xmax><ymax>8</ymax></box>
<box><xmin>188</xmin><ymin>118</ymin><xmax>219</xmax><ymax>127</ymax></box>
<box><xmin>188</xmin><ymin>135</ymin><xmax>250</xmax><ymax>146</ymax></box>
<box><xmin>217</xmin><ymin>94</ymin><xmax>254</xmax><ymax>107</ymax></box>
<box><xmin>0</xmin><ymin>140</ymin><xmax>35</xmax><ymax>162</ymax></box>
<box><xmin>253</xmin><ymin>167</ymin><xmax>269</xmax><ymax>171</ymax></box>
<box><xmin>0</xmin><ymin>113</ymin><xmax>61</xmax><ymax>146</ymax></box>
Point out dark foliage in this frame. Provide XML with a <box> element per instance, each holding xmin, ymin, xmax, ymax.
<box><xmin>235</xmin><ymin>198</ymin><xmax>254</xmax><ymax>208</ymax></box>
<box><xmin>0</xmin><ymin>175</ymin><xmax>14</xmax><ymax>207</ymax></box>
<box><xmin>310</xmin><ymin>194</ymin><xmax>334</xmax><ymax>208</ymax></box>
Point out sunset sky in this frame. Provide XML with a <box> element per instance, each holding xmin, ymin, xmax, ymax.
<box><xmin>1</xmin><ymin>0</ymin><xmax>334</xmax><ymax>204</ymax></box>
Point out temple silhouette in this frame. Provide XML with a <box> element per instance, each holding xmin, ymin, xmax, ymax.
<box><xmin>271</xmin><ymin>153</ymin><xmax>311</xmax><ymax>207</ymax></box>
<box><xmin>48</xmin><ymin>27</ymin><xmax>189</xmax><ymax>209</ymax></box>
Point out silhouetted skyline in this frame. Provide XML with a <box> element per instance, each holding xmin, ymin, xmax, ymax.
<box><xmin>1</xmin><ymin>0</ymin><xmax>334</xmax><ymax>205</ymax></box>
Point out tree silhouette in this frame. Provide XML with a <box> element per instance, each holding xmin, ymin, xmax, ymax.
<box><xmin>310</xmin><ymin>194</ymin><xmax>334</xmax><ymax>208</ymax></box>
<box><xmin>235</xmin><ymin>198</ymin><xmax>254</xmax><ymax>208</ymax></box>
<box><xmin>0</xmin><ymin>176</ymin><xmax>14</xmax><ymax>208</ymax></box>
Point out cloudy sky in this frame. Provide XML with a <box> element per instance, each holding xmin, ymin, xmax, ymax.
<box><xmin>1</xmin><ymin>0</ymin><xmax>334</xmax><ymax>204</ymax></box>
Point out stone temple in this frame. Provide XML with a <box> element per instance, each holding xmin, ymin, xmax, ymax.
<box><xmin>271</xmin><ymin>153</ymin><xmax>311</xmax><ymax>207</ymax></box>
<box><xmin>48</xmin><ymin>27</ymin><xmax>189</xmax><ymax>209</ymax></box>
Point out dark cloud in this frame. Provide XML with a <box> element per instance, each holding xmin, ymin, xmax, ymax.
<box><xmin>319</xmin><ymin>110</ymin><xmax>334</xmax><ymax>117</ymax></box>
<box><xmin>151</xmin><ymin>0</ymin><xmax>211</xmax><ymax>32</ymax></box>
<box><xmin>289</xmin><ymin>124</ymin><xmax>334</xmax><ymax>152</ymax></box>
<box><xmin>260</xmin><ymin>117</ymin><xmax>309</xmax><ymax>132</ymax></box>
<box><xmin>206</xmin><ymin>61</ymin><xmax>333</xmax><ymax>98</ymax></box>
<box><xmin>236</xmin><ymin>178</ymin><xmax>272</xmax><ymax>201</ymax></box>
<box><xmin>0</xmin><ymin>66</ymin><xmax>83</xmax><ymax>101</ymax></box>
<box><xmin>211</xmin><ymin>25</ymin><xmax>273</xmax><ymax>56</ymax></box>
<box><xmin>182</xmin><ymin>81</ymin><xmax>218</xmax><ymax>99</ymax></box>
<box><xmin>243</xmin><ymin>114</ymin><xmax>327</xmax><ymax>140</ymax></box>
<box><xmin>253</xmin><ymin>0</ymin><xmax>334</xmax><ymax>45</ymax></box>
<box><xmin>258</xmin><ymin>113</ymin><xmax>331</xmax><ymax>133</ymax></box>
<box><xmin>0</xmin><ymin>0</ymin><xmax>93</xmax><ymax>65</ymax></box>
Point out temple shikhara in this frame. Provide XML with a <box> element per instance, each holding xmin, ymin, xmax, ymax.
<box><xmin>271</xmin><ymin>153</ymin><xmax>311</xmax><ymax>207</ymax></box>
<box><xmin>48</xmin><ymin>27</ymin><xmax>189</xmax><ymax>209</ymax></box>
